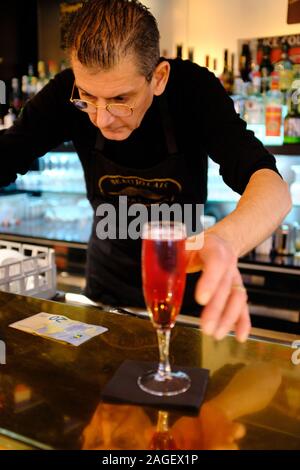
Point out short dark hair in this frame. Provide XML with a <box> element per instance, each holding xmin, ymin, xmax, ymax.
<box><xmin>66</xmin><ymin>0</ymin><xmax>160</xmax><ymax>81</ymax></box>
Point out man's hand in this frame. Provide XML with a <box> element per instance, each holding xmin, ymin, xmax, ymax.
<box><xmin>186</xmin><ymin>232</ymin><xmax>251</xmax><ymax>342</ymax></box>
<box><xmin>171</xmin><ymin>402</ymin><xmax>246</xmax><ymax>450</ymax></box>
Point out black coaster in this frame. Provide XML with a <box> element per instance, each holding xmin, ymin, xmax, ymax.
<box><xmin>101</xmin><ymin>360</ymin><xmax>209</xmax><ymax>413</ymax></box>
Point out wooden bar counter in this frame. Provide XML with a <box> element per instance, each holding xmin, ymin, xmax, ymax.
<box><xmin>0</xmin><ymin>291</ymin><xmax>299</xmax><ymax>450</ymax></box>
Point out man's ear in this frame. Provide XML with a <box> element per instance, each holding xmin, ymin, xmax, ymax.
<box><xmin>152</xmin><ymin>61</ymin><xmax>171</xmax><ymax>96</ymax></box>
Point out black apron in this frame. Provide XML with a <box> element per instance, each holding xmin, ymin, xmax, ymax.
<box><xmin>84</xmin><ymin>95</ymin><xmax>206</xmax><ymax>314</ymax></box>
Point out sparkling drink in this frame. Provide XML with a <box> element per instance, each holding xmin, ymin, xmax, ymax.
<box><xmin>143</xmin><ymin>238</ymin><xmax>186</xmax><ymax>329</ymax></box>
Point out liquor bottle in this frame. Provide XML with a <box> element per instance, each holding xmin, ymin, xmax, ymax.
<box><xmin>265</xmin><ymin>72</ymin><xmax>284</xmax><ymax>144</ymax></box>
<box><xmin>176</xmin><ymin>44</ymin><xmax>183</xmax><ymax>59</ymax></box>
<box><xmin>60</xmin><ymin>59</ymin><xmax>68</xmax><ymax>71</ymax></box>
<box><xmin>239</xmin><ymin>43</ymin><xmax>252</xmax><ymax>82</ymax></box>
<box><xmin>274</xmin><ymin>42</ymin><xmax>294</xmax><ymax>100</ymax></box>
<box><xmin>231</xmin><ymin>53</ymin><xmax>236</xmax><ymax>78</ymax></box>
<box><xmin>244</xmin><ymin>71</ymin><xmax>265</xmax><ymax>142</ymax></box>
<box><xmin>220</xmin><ymin>49</ymin><xmax>234</xmax><ymax>95</ymax></box>
<box><xmin>213</xmin><ymin>58</ymin><xmax>218</xmax><ymax>75</ymax></box>
<box><xmin>29</xmin><ymin>76</ymin><xmax>38</xmax><ymax>99</ymax></box>
<box><xmin>205</xmin><ymin>55</ymin><xmax>210</xmax><ymax>69</ymax></box>
<box><xmin>21</xmin><ymin>75</ymin><xmax>30</xmax><ymax>104</ymax></box>
<box><xmin>38</xmin><ymin>60</ymin><xmax>46</xmax><ymax>80</ymax></box>
<box><xmin>26</xmin><ymin>64</ymin><xmax>38</xmax><ymax>99</ymax></box>
<box><xmin>48</xmin><ymin>60</ymin><xmax>58</xmax><ymax>79</ymax></box>
<box><xmin>188</xmin><ymin>48</ymin><xmax>194</xmax><ymax>62</ymax></box>
<box><xmin>232</xmin><ymin>77</ymin><xmax>247</xmax><ymax>119</ymax></box>
<box><xmin>9</xmin><ymin>78</ymin><xmax>22</xmax><ymax>116</ymax></box>
<box><xmin>28</xmin><ymin>64</ymin><xmax>35</xmax><ymax>79</ymax></box>
<box><xmin>36</xmin><ymin>60</ymin><xmax>48</xmax><ymax>93</ymax></box>
<box><xmin>284</xmin><ymin>64</ymin><xmax>300</xmax><ymax>143</ymax></box>
<box><xmin>3</xmin><ymin>108</ymin><xmax>16</xmax><ymax>129</ymax></box>
<box><xmin>259</xmin><ymin>45</ymin><xmax>274</xmax><ymax>95</ymax></box>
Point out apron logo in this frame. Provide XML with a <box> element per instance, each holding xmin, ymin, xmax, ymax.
<box><xmin>98</xmin><ymin>175</ymin><xmax>182</xmax><ymax>205</ymax></box>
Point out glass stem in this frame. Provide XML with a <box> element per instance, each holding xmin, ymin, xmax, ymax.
<box><xmin>156</xmin><ymin>329</ymin><xmax>172</xmax><ymax>379</ymax></box>
<box><xmin>157</xmin><ymin>410</ymin><xmax>169</xmax><ymax>432</ymax></box>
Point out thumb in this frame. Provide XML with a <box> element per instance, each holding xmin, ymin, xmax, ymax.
<box><xmin>194</xmin><ymin>251</ymin><xmax>228</xmax><ymax>305</ymax></box>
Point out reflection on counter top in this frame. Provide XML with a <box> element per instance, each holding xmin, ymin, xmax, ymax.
<box><xmin>0</xmin><ymin>291</ymin><xmax>299</xmax><ymax>450</ymax></box>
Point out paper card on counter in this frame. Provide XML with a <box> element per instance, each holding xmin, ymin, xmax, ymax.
<box><xmin>9</xmin><ymin>312</ymin><xmax>108</xmax><ymax>346</ymax></box>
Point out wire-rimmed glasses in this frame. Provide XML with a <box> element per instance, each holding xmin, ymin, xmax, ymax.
<box><xmin>69</xmin><ymin>81</ymin><xmax>134</xmax><ymax>117</ymax></box>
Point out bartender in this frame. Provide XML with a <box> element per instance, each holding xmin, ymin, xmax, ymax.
<box><xmin>0</xmin><ymin>0</ymin><xmax>291</xmax><ymax>342</ymax></box>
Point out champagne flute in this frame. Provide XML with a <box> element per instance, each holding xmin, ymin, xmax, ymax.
<box><xmin>138</xmin><ymin>221</ymin><xmax>191</xmax><ymax>396</ymax></box>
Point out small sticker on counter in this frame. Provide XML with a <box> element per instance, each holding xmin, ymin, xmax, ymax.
<box><xmin>9</xmin><ymin>312</ymin><xmax>108</xmax><ymax>346</ymax></box>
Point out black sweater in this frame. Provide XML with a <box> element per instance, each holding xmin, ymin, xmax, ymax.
<box><xmin>0</xmin><ymin>58</ymin><xmax>279</xmax><ymax>194</ymax></box>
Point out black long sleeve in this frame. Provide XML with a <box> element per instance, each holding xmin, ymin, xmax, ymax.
<box><xmin>0</xmin><ymin>69</ymin><xmax>75</xmax><ymax>187</ymax></box>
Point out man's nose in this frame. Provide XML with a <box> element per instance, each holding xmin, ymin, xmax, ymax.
<box><xmin>95</xmin><ymin>107</ymin><xmax>115</xmax><ymax>128</ymax></box>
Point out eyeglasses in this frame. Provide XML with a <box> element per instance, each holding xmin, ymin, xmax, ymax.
<box><xmin>69</xmin><ymin>81</ymin><xmax>135</xmax><ymax>118</ymax></box>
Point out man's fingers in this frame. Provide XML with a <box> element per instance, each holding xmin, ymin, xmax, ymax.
<box><xmin>214</xmin><ymin>286</ymin><xmax>248</xmax><ymax>341</ymax></box>
<box><xmin>234</xmin><ymin>306</ymin><xmax>251</xmax><ymax>343</ymax></box>
<box><xmin>192</xmin><ymin>232</ymin><xmax>251</xmax><ymax>343</ymax></box>
<box><xmin>195</xmin><ymin>247</ymin><xmax>236</xmax><ymax>306</ymax></box>
<box><xmin>200</xmin><ymin>270</ymin><xmax>234</xmax><ymax>336</ymax></box>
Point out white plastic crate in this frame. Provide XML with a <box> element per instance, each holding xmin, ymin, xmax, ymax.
<box><xmin>0</xmin><ymin>240</ymin><xmax>57</xmax><ymax>299</ymax></box>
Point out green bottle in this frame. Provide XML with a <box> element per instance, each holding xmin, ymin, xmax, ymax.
<box><xmin>284</xmin><ymin>64</ymin><xmax>300</xmax><ymax>144</ymax></box>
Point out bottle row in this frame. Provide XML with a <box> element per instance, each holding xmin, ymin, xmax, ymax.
<box><xmin>0</xmin><ymin>59</ymin><xmax>68</xmax><ymax>129</ymax></box>
<box><xmin>219</xmin><ymin>41</ymin><xmax>295</xmax><ymax>97</ymax></box>
<box><xmin>1</xmin><ymin>44</ymin><xmax>300</xmax><ymax>145</ymax></box>
<box><xmin>174</xmin><ymin>40</ymin><xmax>296</xmax><ymax>98</ymax></box>
<box><xmin>169</xmin><ymin>41</ymin><xmax>300</xmax><ymax>145</ymax></box>
<box><xmin>232</xmin><ymin>71</ymin><xmax>299</xmax><ymax>146</ymax></box>
<box><xmin>218</xmin><ymin>41</ymin><xmax>300</xmax><ymax>145</ymax></box>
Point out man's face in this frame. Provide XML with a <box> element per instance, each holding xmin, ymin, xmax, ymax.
<box><xmin>71</xmin><ymin>56</ymin><xmax>155</xmax><ymax>141</ymax></box>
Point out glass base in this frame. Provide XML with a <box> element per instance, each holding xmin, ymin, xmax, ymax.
<box><xmin>137</xmin><ymin>370</ymin><xmax>191</xmax><ymax>396</ymax></box>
